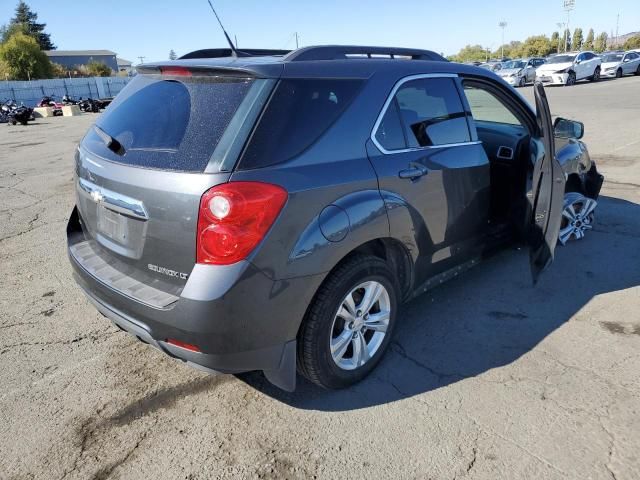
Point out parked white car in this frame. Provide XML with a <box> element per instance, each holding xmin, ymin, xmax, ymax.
<box><xmin>536</xmin><ymin>51</ymin><xmax>601</xmax><ymax>86</ymax></box>
<box><xmin>497</xmin><ymin>58</ymin><xmax>546</xmax><ymax>87</ymax></box>
<box><xmin>600</xmin><ymin>51</ymin><xmax>640</xmax><ymax>78</ymax></box>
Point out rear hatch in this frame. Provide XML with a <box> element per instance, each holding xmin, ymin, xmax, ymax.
<box><xmin>72</xmin><ymin>68</ymin><xmax>274</xmax><ymax>305</ymax></box>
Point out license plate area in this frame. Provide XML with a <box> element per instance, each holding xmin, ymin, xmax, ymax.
<box><xmin>97</xmin><ymin>205</ymin><xmax>129</xmax><ymax>244</ymax></box>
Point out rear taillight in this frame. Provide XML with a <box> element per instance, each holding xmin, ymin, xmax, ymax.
<box><xmin>166</xmin><ymin>338</ymin><xmax>201</xmax><ymax>352</ymax></box>
<box><xmin>197</xmin><ymin>182</ymin><xmax>288</xmax><ymax>265</ymax></box>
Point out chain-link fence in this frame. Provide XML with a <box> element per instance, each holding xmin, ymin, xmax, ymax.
<box><xmin>0</xmin><ymin>77</ymin><xmax>131</xmax><ymax>107</ymax></box>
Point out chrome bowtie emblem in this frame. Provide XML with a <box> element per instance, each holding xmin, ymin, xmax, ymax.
<box><xmin>91</xmin><ymin>190</ymin><xmax>104</xmax><ymax>203</ymax></box>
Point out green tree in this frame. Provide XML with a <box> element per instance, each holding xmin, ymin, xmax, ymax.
<box><xmin>85</xmin><ymin>60</ymin><xmax>112</xmax><ymax>77</ymax></box>
<box><xmin>519</xmin><ymin>35</ymin><xmax>554</xmax><ymax>57</ymax></box>
<box><xmin>573</xmin><ymin>28</ymin><xmax>584</xmax><ymax>50</ymax></box>
<box><xmin>550</xmin><ymin>31</ymin><xmax>560</xmax><ymax>53</ymax></box>
<box><xmin>450</xmin><ymin>44</ymin><xmax>489</xmax><ymax>63</ymax></box>
<box><xmin>0</xmin><ymin>31</ymin><xmax>51</xmax><ymax>80</ymax></box>
<box><xmin>594</xmin><ymin>32</ymin><xmax>608</xmax><ymax>53</ymax></box>
<box><xmin>169</xmin><ymin>49</ymin><xmax>177</xmax><ymax>60</ymax></box>
<box><xmin>562</xmin><ymin>28</ymin><xmax>572</xmax><ymax>51</ymax></box>
<box><xmin>623</xmin><ymin>35</ymin><xmax>640</xmax><ymax>50</ymax></box>
<box><xmin>50</xmin><ymin>62</ymin><xmax>67</xmax><ymax>78</ymax></box>
<box><xmin>2</xmin><ymin>1</ymin><xmax>55</xmax><ymax>50</ymax></box>
<box><xmin>584</xmin><ymin>29</ymin><xmax>595</xmax><ymax>50</ymax></box>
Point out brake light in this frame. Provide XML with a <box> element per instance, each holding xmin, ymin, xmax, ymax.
<box><xmin>197</xmin><ymin>182</ymin><xmax>288</xmax><ymax>265</ymax></box>
<box><xmin>161</xmin><ymin>66</ymin><xmax>192</xmax><ymax>77</ymax></box>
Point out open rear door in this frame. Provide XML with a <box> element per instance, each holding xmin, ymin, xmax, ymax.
<box><xmin>529</xmin><ymin>82</ymin><xmax>565</xmax><ymax>283</ymax></box>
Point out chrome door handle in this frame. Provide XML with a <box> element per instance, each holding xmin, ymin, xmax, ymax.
<box><xmin>399</xmin><ymin>163</ymin><xmax>428</xmax><ymax>180</ymax></box>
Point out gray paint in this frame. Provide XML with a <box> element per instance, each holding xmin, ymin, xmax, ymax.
<box><xmin>67</xmin><ymin>52</ymin><xmax>601</xmax><ymax>391</ymax></box>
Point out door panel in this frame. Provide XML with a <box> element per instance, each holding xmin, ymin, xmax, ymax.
<box><xmin>369</xmin><ymin>143</ymin><xmax>490</xmax><ymax>284</ymax></box>
<box><xmin>529</xmin><ymin>83</ymin><xmax>565</xmax><ymax>282</ymax></box>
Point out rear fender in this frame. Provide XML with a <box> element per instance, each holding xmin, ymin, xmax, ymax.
<box><xmin>288</xmin><ymin>189</ymin><xmax>390</xmax><ymax>276</ymax></box>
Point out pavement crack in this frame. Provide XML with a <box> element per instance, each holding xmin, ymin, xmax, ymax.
<box><xmin>390</xmin><ymin>341</ymin><xmax>463</xmax><ymax>383</ymax></box>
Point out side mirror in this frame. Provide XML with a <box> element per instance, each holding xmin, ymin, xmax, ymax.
<box><xmin>623</xmin><ymin>58</ymin><xmax>630</xmax><ymax>63</ymax></box>
<box><xmin>554</xmin><ymin>117</ymin><xmax>584</xmax><ymax>139</ymax></box>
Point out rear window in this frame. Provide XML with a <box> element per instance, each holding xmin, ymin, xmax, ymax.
<box><xmin>239</xmin><ymin>78</ymin><xmax>363</xmax><ymax>170</ymax></box>
<box><xmin>82</xmin><ymin>74</ymin><xmax>254</xmax><ymax>172</ymax></box>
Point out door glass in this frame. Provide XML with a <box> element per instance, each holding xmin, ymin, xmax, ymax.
<box><xmin>463</xmin><ymin>85</ymin><xmax>523</xmax><ymax>126</ymax></box>
<box><xmin>393</xmin><ymin>78</ymin><xmax>470</xmax><ymax>147</ymax></box>
<box><xmin>374</xmin><ymin>99</ymin><xmax>407</xmax><ymax>151</ymax></box>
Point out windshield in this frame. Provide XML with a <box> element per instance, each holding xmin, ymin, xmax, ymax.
<box><xmin>547</xmin><ymin>55</ymin><xmax>576</xmax><ymax>64</ymax></box>
<box><xmin>603</xmin><ymin>53</ymin><xmax>623</xmax><ymax>62</ymax></box>
<box><xmin>502</xmin><ymin>61</ymin><xmax>526</xmax><ymax>69</ymax></box>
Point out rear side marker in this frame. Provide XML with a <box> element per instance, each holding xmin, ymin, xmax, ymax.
<box><xmin>166</xmin><ymin>338</ymin><xmax>201</xmax><ymax>353</ymax></box>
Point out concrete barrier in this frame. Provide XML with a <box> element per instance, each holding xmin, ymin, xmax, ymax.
<box><xmin>62</xmin><ymin>105</ymin><xmax>82</xmax><ymax>117</ymax></box>
<box><xmin>33</xmin><ymin>107</ymin><xmax>54</xmax><ymax>118</ymax></box>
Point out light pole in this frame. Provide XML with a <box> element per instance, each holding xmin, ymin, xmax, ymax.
<box><xmin>556</xmin><ymin>22</ymin><xmax>565</xmax><ymax>53</ymax></box>
<box><xmin>563</xmin><ymin>0</ymin><xmax>575</xmax><ymax>52</ymax></box>
<box><xmin>137</xmin><ymin>56</ymin><xmax>146</xmax><ymax>65</ymax></box>
<box><xmin>498</xmin><ymin>21</ymin><xmax>507</xmax><ymax>59</ymax></box>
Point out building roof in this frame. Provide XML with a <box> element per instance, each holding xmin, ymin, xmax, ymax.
<box><xmin>117</xmin><ymin>57</ymin><xmax>133</xmax><ymax>66</ymax></box>
<box><xmin>44</xmin><ymin>50</ymin><xmax>117</xmax><ymax>57</ymax></box>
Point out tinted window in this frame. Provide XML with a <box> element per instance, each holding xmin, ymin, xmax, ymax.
<box><xmin>464</xmin><ymin>85</ymin><xmax>522</xmax><ymax>126</ymax></box>
<box><xmin>83</xmin><ymin>74</ymin><xmax>253</xmax><ymax>172</ymax></box>
<box><xmin>374</xmin><ymin>99</ymin><xmax>406</xmax><ymax>151</ymax></box>
<box><xmin>240</xmin><ymin>79</ymin><xmax>363</xmax><ymax>169</ymax></box>
<box><xmin>393</xmin><ymin>77</ymin><xmax>470</xmax><ymax>147</ymax></box>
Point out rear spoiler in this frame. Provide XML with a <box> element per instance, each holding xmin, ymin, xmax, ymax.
<box><xmin>180</xmin><ymin>48</ymin><xmax>291</xmax><ymax>59</ymax></box>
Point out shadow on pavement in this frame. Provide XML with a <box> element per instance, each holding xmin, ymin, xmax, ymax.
<box><xmin>238</xmin><ymin>195</ymin><xmax>640</xmax><ymax>411</ymax></box>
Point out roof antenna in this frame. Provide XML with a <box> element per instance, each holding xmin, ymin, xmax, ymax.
<box><xmin>206</xmin><ymin>0</ymin><xmax>239</xmax><ymax>57</ymax></box>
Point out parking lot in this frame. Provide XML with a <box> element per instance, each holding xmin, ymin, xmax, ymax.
<box><xmin>1</xmin><ymin>76</ymin><xmax>639</xmax><ymax>479</ymax></box>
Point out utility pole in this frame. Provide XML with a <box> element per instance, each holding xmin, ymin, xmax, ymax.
<box><xmin>498</xmin><ymin>21</ymin><xmax>507</xmax><ymax>59</ymax></box>
<box><xmin>137</xmin><ymin>56</ymin><xmax>146</xmax><ymax>65</ymax></box>
<box><xmin>563</xmin><ymin>0</ymin><xmax>575</xmax><ymax>52</ymax></box>
<box><xmin>295</xmin><ymin>32</ymin><xmax>299</xmax><ymax>49</ymax></box>
<box><xmin>235</xmin><ymin>35</ymin><xmax>238</xmax><ymax>48</ymax></box>
<box><xmin>615</xmin><ymin>13</ymin><xmax>620</xmax><ymax>47</ymax></box>
<box><xmin>556</xmin><ymin>22</ymin><xmax>565</xmax><ymax>52</ymax></box>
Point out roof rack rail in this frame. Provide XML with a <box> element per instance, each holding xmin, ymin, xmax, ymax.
<box><xmin>180</xmin><ymin>48</ymin><xmax>291</xmax><ymax>60</ymax></box>
<box><xmin>284</xmin><ymin>45</ymin><xmax>448</xmax><ymax>62</ymax></box>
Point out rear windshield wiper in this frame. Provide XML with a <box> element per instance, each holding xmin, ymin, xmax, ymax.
<box><xmin>94</xmin><ymin>125</ymin><xmax>125</xmax><ymax>156</ymax></box>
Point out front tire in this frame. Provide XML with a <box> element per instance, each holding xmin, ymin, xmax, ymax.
<box><xmin>566</xmin><ymin>71</ymin><xmax>576</xmax><ymax>86</ymax></box>
<box><xmin>590</xmin><ymin>67</ymin><xmax>601</xmax><ymax>82</ymax></box>
<box><xmin>297</xmin><ymin>255</ymin><xmax>399</xmax><ymax>389</ymax></box>
<box><xmin>518</xmin><ymin>76</ymin><xmax>526</xmax><ymax>87</ymax></box>
<box><xmin>616</xmin><ymin>68</ymin><xmax>623</xmax><ymax>78</ymax></box>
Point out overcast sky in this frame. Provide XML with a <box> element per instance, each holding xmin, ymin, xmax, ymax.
<box><xmin>1</xmin><ymin>0</ymin><xmax>638</xmax><ymax>63</ymax></box>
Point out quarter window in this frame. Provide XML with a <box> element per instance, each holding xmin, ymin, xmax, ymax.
<box><xmin>375</xmin><ymin>77</ymin><xmax>470</xmax><ymax>150</ymax></box>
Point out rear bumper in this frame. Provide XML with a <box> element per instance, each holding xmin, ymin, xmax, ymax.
<box><xmin>600</xmin><ymin>69</ymin><xmax>618</xmax><ymax>78</ymax></box>
<box><xmin>67</xmin><ymin>208</ymin><xmax>324</xmax><ymax>390</ymax></box>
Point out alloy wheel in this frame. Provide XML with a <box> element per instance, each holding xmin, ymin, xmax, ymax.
<box><xmin>558</xmin><ymin>192</ymin><xmax>597</xmax><ymax>245</ymax></box>
<box><xmin>593</xmin><ymin>68</ymin><xmax>600</xmax><ymax>81</ymax></box>
<box><xmin>330</xmin><ymin>281</ymin><xmax>391</xmax><ymax>370</ymax></box>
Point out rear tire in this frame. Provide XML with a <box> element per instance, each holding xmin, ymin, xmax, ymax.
<box><xmin>566</xmin><ymin>71</ymin><xmax>576</xmax><ymax>86</ymax></box>
<box><xmin>635</xmin><ymin>65</ymin><xmax>640</xmax><ymax>76</ymax></box>
<box><xmin>590</xmin><ymin>67</ymin><xmax>600</xmax><ymax>82</ymax></box>
<box><xmin>297</xmin><ymin>255</ymin><xmax>399</xmax><ymax>389</ymax></box>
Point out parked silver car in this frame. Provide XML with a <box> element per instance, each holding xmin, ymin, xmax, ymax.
<box><xmin>498</xmin><ymin>58</ymin><xmax>546</xmax><ymax>87</ymax></box>
<box><xmin>600</xmin><ymin>51</ymin><xmax>640</xmax><ymax>78</ymax></box>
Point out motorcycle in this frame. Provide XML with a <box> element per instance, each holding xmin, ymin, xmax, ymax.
<box><xmin>37</xmin><ymin>96</ymin><xmax>64</xmax><ymax>116</ymax></box>
<box><xmin>1</xmin><ymin>100</ymin><xmax>34</xmax><ymax>125</ymax></box>
<box><xmin>78</xmin><ymin>97</ymin><xmax>100</xmax><ymax>113</ymax></box>
<box><xmin>61</xmin><ymin>94</ymin><xmax>80</xmax><ymax>105</ymax></box>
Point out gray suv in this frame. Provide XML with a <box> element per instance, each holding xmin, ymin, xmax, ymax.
<box><xmin>67</xmin><ymin>46</ymin><xmax>603</xmax><ymax>391</ymax></box>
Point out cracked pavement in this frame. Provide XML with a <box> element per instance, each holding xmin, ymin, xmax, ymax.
<box><xmin>1</xmin><ymin>77</ymin><xmax>639</xmax><ymax>479</ymax></box>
